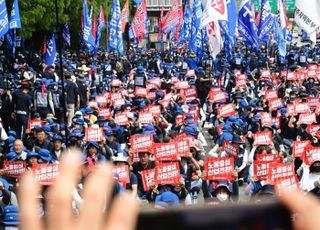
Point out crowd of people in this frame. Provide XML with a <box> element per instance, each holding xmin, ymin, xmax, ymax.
<box><xmin>0</xmin><ymin>35</ymin><xmax>318</xmax><ymax>228</ymax></box>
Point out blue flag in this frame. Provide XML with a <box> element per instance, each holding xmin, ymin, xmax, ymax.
<box><xmin>238</xmin><ymin>0</ymin><xmax>259</xmax><ymax>50</ymax></box>
<box><xmin>109</xmin><ymin>0</ymin><xmax>123</xmax><ymax>55</ymax></box>
<box><xmin>0</xmin><ymin>0</ymin><xmax>9</xmax><ymax>39</ymax></box>
<box><xmin>5</xmin><ymin>29</ymin><xmax>14</xmax><ymax>48</ymax></box>
<box><xmin>9</xmin><ymin>0</ymin><xmax>21</xmax><ymax>29</ymax></box>
<box><xmin>179</xmin><ymin>0</ymin><xmax>192</xmax><ymax>44</ymax></box>
<box><xmin>44</xmin><ymin>34</ymin><xmax>57</xmax><ymax>66</ymax></box>
<box><xmin>227</xmin><ymin>0</ymin><xmax>237</xmax><ymax>45</ymax></box>
<box><xmin>189</xmin><ymin>0</ymin><xmax>203</xmax><ymax>57</ymax></box>
<box><xmin>220</xmin><ymin>21</ymin><xmax>233</xmax><ymax>60</ymax></box>
<box><xmin>95</xmin><ymin>6</ymin><xmax>106</xmax><ymax>49</ymax></box>
<box><xmin>62</xmin><ymin>24</ymin><xmax>71</xmax><ymax>47</ymax></box>
<box><xmin>258</xmin><ymin>0</ymin><xmax>273</xmax><ymax>42</ymax></box>
<box><xmin>82</xmin><ymin>0</ymin><xmax>95</xmax><ymax>52</ymax></box>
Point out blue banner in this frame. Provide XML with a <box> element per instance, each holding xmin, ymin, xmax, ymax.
<box><xmin>82</xmin><ymin>0</ymin><xmax>95</xmax><ymax>52</ymax></box>
<box><xmin>227</xmin><ymin>0</ymin><xmax>237</xmax><ymax>45</ymax></box>
<box><xmin>5</xmin><ymin>29</ymin><xmax>14</xmax><ymax>48</ymax></box>
<box><xmin>9</xmin><ymin>0</ymin><xmax>21</xmax><ymax>29</ymax></box>
<box><xmin>258</xmin><ymin>0</ymin><xmax>273</xmax><ymax>42</ymax></box>
<box><xmin>179</xmin><ymin>0</ymin><xmax>192</xmax><ymax>44</ymax></box>
<box><xmin>95</xmin><ymin>6</ymin><xmax>106</xmax><ymax>49</ymax></box>
<box><xmin>0</xmin><ymin>0</ymin><xmax>9</xmax><ymax>39</ymax></box>
<box><xmin>220</xmin><ymin>21</ymin><xmax>233</xmax><ymax>60</ymax></box>
<box><xmin>62</xmin><ymin>24</ymin><xmax>71</xmax><ymax>47</ymax></box>
<box><xmin>238</xmin><ymin>0</ymin><xmax>259</xmax><ymax>50</ymax></box>
<box><xmin>44</xmin><ymin>34</ymin><xmax>57</xmax><ymax>66</ymax></box>
<box><xmin>109</xmin><ymin>0</ymin><xmax>123</xmax><ymax>54</ymax></box>
<box><xmin>189</xmin><ymin>0</ymin><xmax>203</xmax><ymax>57</ymax></box>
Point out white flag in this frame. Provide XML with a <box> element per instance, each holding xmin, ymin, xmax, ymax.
<box><xmin>295</xmin><ymin>0</ymin><xmax>320</xmax><ymax>34</ymax></box>
<box><xmin>201</xmin><ymin>0</ymin><xmax>228</xmax><ymax>28</ymax></box>
<box><xmin>207</xmin><ymin>21</ymin><xmax>222</xmax><ymax>59</ymax></box>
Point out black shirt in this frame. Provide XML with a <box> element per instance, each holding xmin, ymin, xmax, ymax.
<box><xmin>65</xmin><ymin>80</ymin><xmax>78</xmax><ymax>104</ymax></box>
<box><xmin>76</xmin><ymin>79</ymin><xmax>88</xmax><ymax>108</ymax></box>
<box><xmin>132</xmin><ymin>161</ymin><xmax>156</xmax><ymax>192</ymax></box>
<box><xmin>12</xmin><ymin>90</ymin><xmax>33</xmax><ymax>114</ymax></box>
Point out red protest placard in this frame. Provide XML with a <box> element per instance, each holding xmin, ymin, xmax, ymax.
<box><xmin>111</xmin><ymin>92</ymin><xmax>123</xmax><ymax>101</ymax></box>
<box><xmin>112</xmin><ymin>165</ymin><xmax>130</xmax><ymax>183</ymax></box>
<box><xmin>135</xmin><ymin>87</ymin><xmax>148</xmax><ymax>98</ymax></box>
<box><xmin>138</xmin><ymin>112</ymin><xmax>154</xmax><ymax>124</ymax></box>
<box><xmin>307</xmin><ymin>97</ymin><xmax>320</xmax><ymax>108</ymax></box>
<box><xmin>2</xmin><ymin>161</ymin><xmax>26</xmax><ymax>178</ymax></box>
<box><xmin>120</xmin><ymin>89</ymin><xmax>128</xmax><ymax>97</ymax></box>
<box><xmin>264</xmin><ymin>90</ymin><xmax>278</xmax><ymax>100</ymax></box>
<box><xmin>253</xmin><ymin>131</ymin><xmax>272</xmax><ymax>146</ymax></box>
<box><xmin>155</xmin><ymin>162</ymin><xmax>180</xmax><ymax>184</ymax></box>
<box><xmin>176</xmin><ymin>138</ymin><xmax>190</xmax><ymax>157</ymax></box>
<box><xmin>259</xmin><ymin>112</ymin><xmax>273</xmax><ymax>127</ymax></box>
<box><xmin>146</xmin><ymin>91</ymin><xmax>156</xmax><ymax>100</ymax></box>
<box><xmin>205</xmin><ymin>157</ymin><xmax>234</xmax><ymax>181</ymax></box>
<box><xmin>274</xmin><ymin>175</ymin><xmax>299</xmax><ymax>196</ymax></box>
<box><xmin>292</xmin><ymin>140</ymin><xmax>310</xmax><ymax>158</ymax></box>
<box><xmin>180</xmin><ymin>87</ymin><xmax>197</xmax><ymax>98</ymax></box>
<box><xmin>85</xmin><ymin>128</ymin><xmax>104</xmax><ymax>142</ymax></box>
<box><xmin>256</xmin><ymin>154</ymin><xmax>280</xmax><ymax>162</ymax></box>
<box><xmin>175</xmin><ymin>115</ymin><xmax>184</xmax><ymax>125</ymax></box>
<box><xmin>154</xmin><ymin>142</ymin><xmax>178</xmax><ymax>161</ymax></box>
<box><xmin>307</xmin><ymin>124</ymin><xmax>320</xmax><ymax>136</ymax></box>
<box><xmin>141</xmin><ymin>169</ymin><xmax>155</xmax><ymax>191</ymax></box>
<box><xmin>223</xmin><ymin>141</ymin><xmax>238</xmax><ymax>157</ymax></box>
<box><xmin>130</xmin><ymin>134</ymin><xmax>154</xmax><ymax>152</ymax></box>
<box><xmin>33</xmin><ymin>164</ymin><xmax>59</xmax><ymax>185</ymax></box>
<box><xmin>286</xmin><ymin>72</ymin><xmax>297</xmax><ymax>81</ymax></box>
<box><xmin>286</xmin><ymin>104</ymin><xmax>295</xmax><ymax>116</ymax></box>
<box><xmin>296</xmin><ymin>71</ymin><xmax>306</xmax><ymax>81</ymax></box>
<box><xmin>208</xmin><ymin>88</ymin><xmax>227</xmax><ymax>103</ymax></box>
<box><xmin>305</xmin><ymin>145</ymin><xmax>320</xmax><ymax>166</ymax></box>
<box><xmin>149</xmin><ymin>78</ymin><xmax>161</xmax><ymax>88</ymax></box>
<box><xmin>217</xmin><ymin>103</ymin><xmax>236</xmax><ymax>118</ymax></box>
<box><xmin>114</xmin><ymin>113</ymin><xmax>128</xmax><ymax>126</ymax></box>
<box><xmin>295</xmin><ymin>102</ymin><xmax>311</xmax><ymax>114</ymax></box>
<box><xmin>99</xmin><ymin>108</ymin><xmax>111</xmax><ymax>120</ymax></box>
<box><xmin>261</xmin><ymin>70</ymin><xmax>272</xmax><ymax>78</ymax></box>
<box><xmin>253</xmin><ymin>161</ymin><xmax>277</xmax><ymax>180</ymax></box>
<box><xmin>298</xmin><ymin>113</ymin><xmax>316</xmax><ymax>125</ymax></box>
<box><xmin>95</xmin><ymin>95</ymin><xmax>108</xmax><ymax>106</ymax></box>
<box><xmin>267</xmin><ymin>163</ymin><xmax>295</xmax><ymax>182</ymax></box>
<box><xmin>268</xmin><ymin>98</ymin><xmax>283</xmax><ymax>111</ymax></box>
<box><xmin>28</xmin><ymin>120</ymin><xmax>43</xmax><ymax>130</ymax></box>
<box><xmin>113</xmin><ymin>98</ymin><xmax>125</xmax><ymax>108</ymax></box>
<box><xmin>175</xmin><ymin>81</ymin><xmax>189</xmax><ymax>89</ymax></box>
<box><xmin>148</xmin><ymin>105</ymin><xmax>161</xmax><ymax>118</ymax></box>
<box><xmin>159</xmin><ymin>99</ymin><xmax>170</xmax><ymax>108</ymax></box>
<box><xmin>236</xmin><ymin>75</ymin><xmax>247</xmax><ymax>88</ymax></box>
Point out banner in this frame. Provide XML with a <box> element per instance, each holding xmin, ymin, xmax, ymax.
<box><xmin>33</xmin><ymin>164</ymin><xmax>59</xmax><ymax>185</ymax></box>
<box><xmin>189</xmin><ymin>0</ymin><xmax>203</xmax><ymax>56</ymax></box>
<box><xmin>258</xmin><ymin>0</ymin><xmax>273</xmax><ymax>42</ymax></box>
<box><xmin>85</xmin><ymin>128</ymin><xmax>104</xmax><ymax>142</ymax></box>
<box><xmin>223</xmin><ymin>141</ymin><xmax>238</xmax><ymax>157</ymax></box>
<box><xmin>205</xmin><ymin>157</ymin><xmax>234</xmax><ymax>180</ymax></box>
<box><xmin>135</xmin><ymin>87</ymin><xmax>148</xmax><ymax>97</ymax></box>
<box><xmin>208</xmin><ymin>88</ymin><xmax>227</xmax><ymax>103</ymax></box>
<box><xmin>99</xmin><ymin>108</ymin><xmax>111</xmax><ymax>120</ymax></box>
<box><xmin>96</xmin><ymin>6</ymin><xmax>106</xmax><ymax>49</ymax></box>
<box><xmin>295</xmin><ymin>102</ymin><xmax>311</xmax><ymax>114</ymax></box>
<box><xmin>121</xmin><ymin>0</ymin><xmax>129</xmax><ymax>32</ymax></box>
<box><xmin>154</xmin><ymin>142</ymin><xmax>178</xmax><ymax>161</ymax></box>
<box><xmin>176</xmin><ymin>138</ymin><xmax>190</xmax><ymax>157</ymax></box>
<box><xmin>267</xmin><ymin>163</ymin><xmax>295</xmax><ymax>183</ymax></box>
<box><xmin>256</xmin><ymin>154</ymin><xmax>280</xmax><ymax>162</ymax></box>
<box><xmin>260</xmin><ymin>112</ymin><xmax>273</xmax><ymax>127</ymax></box>
<box><xmin>82</xmin><ymin>0</ymin><xmax>96</xmax><ymax>52</ymax></box>
<box><xmin>227</xmin><ymin>0</ymin><xmax>237</xmax><ymax>43</ymax></box>
<box><xmin>112</xmin><ymin>165</ymin><xmax>130</xmax><ymax>183</ymax></box>
<box><xmin>295</xmin><ymin>0</ymin><xmax>320</xmax><ymax>34</ymax></box>
<box><xmin>253</xmin><ymin>131</ymin><xmax>272</xmax><ymax>146</ymax></box>
<box><xmin>179</xmin><ymin>0</ymin><xmax>192</xmax><ymax>44</ymax></box>
<box><xmin>141</xmin><ymin>169</ymin><xmax>155</xmax><ymax>191</ymax></box>
<box><xmin>217</xmin><ymin>103</ymin><xmax>236</xmax><ymax>117</ymax></box>
<box><xmin>253</xmin><ymin>160</ymin><xmax>276</xmax><ymax>180</ymax></box>
<box><xmin>155</xmin><ymin>162</ymin><xmax>180</xmax><ymax>184</ymax></box>
<box><xmin>275</xmin><ymin>0</ymin><xmax>287</xmax><ymax>63</ymax></box>
<box><xmin>109</xmin><ymin>0</ymin><xmax>123</xmax><ymax>54</ymax></box>
<box><xmin>274</xmin><ymin>175</ymin><xmax>299</xmax><ymax>196</ymax></box>
<box><xmin>264</xmin><ymin>89</ymin><xmax>278</xmax><ymax>100</ymax></box>
<box><xmin>0</xmin><ymin>0</ymin><xmax>9</xmax><ymax>39</ymax></box>
<box><xmin>305</xmin><ymin>145</ymin><xmax>320</xmax><ymax>166</ymax></box>
<box><xmin>28</xmin><ymin>120</ymin><xmax>43</xmax><ymax>130</ymax></box>
<box><xmin>207</xmin><ymin>21</ymin><xmax>222</xmax><ymax>59</ymax></box>
<box><xmin>138</xmin><ymin>112</ymin><xmax>154</xmax><ymax>124</ymax></box>
<box><xmin>62</xmin><ymin>24</ymin><xmax>71</xmax><ymax>47</ymax></box>
<box><xmin>2</xmin><ymin>160</ymin><xmax>26</xmax><ymax>177</ymax></box>
<box><xmin>162</xmin><ymin>0</ymin><xmax>181</xmax><ymax>34</ymax></box>
<box><xmin>298</xmin><ymin>113</ymin><xmax>316</xmax><ymax>125</ymax></box>
<box><xmin>129</xmin><ymin>0</ymin><xmax>147</xmax><ymax>43</ymax></box>
<box><xmin>9</xmin><ymin>0</ymin><xmax>21</xmax><ymax>29</ymax></box>
<box><xmin>130</xmin><ymin>134</ymin><xmax>154</xmax><ymax>152</ymax></box>
<box><xmin>201</xmin><ymin>0</ymin><xmax>228</xmax><ymax>28</ymax></box>
<box><xmin>238</xmin><ymin>0</ymin><xmax>259</xmax><ymax>50</ymax></box>
<box><xmin>44</xmin><ymin>34</ymin><xmax>57</xmax><ymax>66</ymax></box>
<box><xmin>268</xmin><ymin>98</ymin><xmax>283</xmax><ymax>111</ymax></box>
<box><xmin>148</xmin><ymin>105</ymin><xmax>161</xmax><ymax>118</ymax></box>
<box><xmin>114</xmin><ymin>113</ymin><xmax>128</xmax><ymax>126</ymax></box>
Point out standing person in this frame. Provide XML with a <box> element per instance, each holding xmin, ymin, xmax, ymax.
<box><xmin>0</xmin><ymin>89</ymin><xmax>13</xmax><ymax>132</ymax></box>
<box><xmin>12</xmin><ymin>83</ymin><xmax>33</xmax><ymax>139</ymax></box>
<box><xmin>75</xmin><ymin>73</ymin><xmax>89</xmax><ymax>109</ymax></box>
<box><xmin>48</xmin><ymin>82</ymin><xmax>63</xmax><ymax>123</ymax></box>
<box><xmin>64</xmin><ymin>72</ymin><xmax>79</xmax><ymax>127</ymax></box>
<box><xmin>33</xmin><ymin>80</ymin><xmax>55</xmax><ymax>119</ymax></box>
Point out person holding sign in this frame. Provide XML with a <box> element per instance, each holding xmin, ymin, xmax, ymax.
<box><xmin>84</xmin><ymin>142</ymin><xmax>106</xmax><ymax>165</ymax></box>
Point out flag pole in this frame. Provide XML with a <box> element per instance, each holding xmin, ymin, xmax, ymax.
<box><xmin>55</xmin><ymin>0</ymin><xmax>69</xmax><ymax>140</ymax></box>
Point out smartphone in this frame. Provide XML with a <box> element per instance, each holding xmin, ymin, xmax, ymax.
<box><xmin>137</xmin><ymin>200</ymin><xmax>292</xmax><ymax>230</ymax></box>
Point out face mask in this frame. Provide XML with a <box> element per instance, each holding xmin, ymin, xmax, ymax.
<box><xmin>216</xmin><ymin>193</ymin><xmax>229</xmax><ymax>202</ymax></box>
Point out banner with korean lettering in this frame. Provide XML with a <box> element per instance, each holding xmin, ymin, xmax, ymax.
<box><xmin>99</xmin><ymin>108</ymin><xmax>111</xmax><ymax>120</ymax></box>
<box><xmin>155</xmin><ymin>162</ymin><xmax>180</xmax><ymax>184</ymax></box>
<box><xmin>217</xmin><ymin>103</ymin><xmax>236</xmax><ymax>118</ymax></box>
<box><xmin>268</xmin><ymin>98</ymin><xmax>283</xmax><ymax>111</ymax></box>
<box><xmin>138</xmin><ymin>112</ymin><xmax>154</xmax><ymax>124</ymax></box>
<box><xmin>274</xmin><ymin>175</ymin><xmax>299</xmax><ymax>196</ymax></box>
<box><xmin>253</xmin><ymin>160</ymin><xmax>277</xmax><ymax>180</ymax></box>
<box><xmin>298</xmin><ymin>113</ymin><xmax>316</xmax><ymax>125</ymax></box>
<box><xmin>148</xmin><ymin>105</ymin><xmax>161</xmax><ymax>118</ymax></box>
<box><xmin>264</xmin><ymin>90</ymin><xmax>278</xmax><ymax>100</ymax></box>
<box><xmin>260</xmin><ymin>112</ymin><xmax>273</xmax><ymax>127</ymax></box>
<box><xmin>2</xmin><ymin>161</ymin><xmax>26</xmax><ymax>177</ymax></box>
<box><xmin>85</xmin><ymin>128</ymin><xmax>104</xmax><ymax>142</ymax></box>
<box><xmin>112</xmin><ymin>165</ymin><xmax>130</xmax><ymax>183</ymax></box>
<box><xmin>223</xmin><ymin>141</ymin><xmax>238</xmax><ymax>157</ymax></box>
<box><xmin>135</xmin><ymin>87</ymin><xmax>148</xmax><ymax>97</ymax></box>
<box><xmin>176</xmin><ymin>138</ymin><xmax>190</xmax><ymax>157</ymax></box>
<box><xmin>253</xmin><ymin>131</ymin><xmax>272</xmax><ymax>146</ymax></box>
<box><xmin>28</xmin><ymin>120</ymin><xmax>43</xmax><ymax>130</ymax></box>
<box><xmin>294</xmin><ymin>0</ymin><xmax>320</xmax><ymax>34</ymax></box>
<box><xmin>33</xmin><ymin>164</ymin><xmax>59</xmax><ymax>185</ymax></box>
<box><xmin>292</xmin><ymin>140</ymin><xmax>310</xmax><ymax>158</ymax></box>
<box><xmin>295</xmin><ymin>102</ymin><xmax>311</xmax><ymax>114</ymax></box>
<box><xmin>114</xmin><ymin>113</ymin><xmax>128</xmax><ymax>126</ymax></box>
<box><xmin>267</xmin><ymin>163</ymin><xmax>295</xmax><ymax>183</ymax></box>
<box><xmin>208</xmin><ymin>88</ymin><xmax>227</xmax><ymax>103</ymax></box>
<box><xmin>154</xmin><ymin>142</ymin><xmax>178</xmax><ymax>161</ymax></box>
<box><xmin>130</xmin><ymin>134</ymin><xmax>154</xmax><ymax>152</ymax></box>
<box><xmin>141</xmin><ymin>169</ymin><xmax>155</xmax><ymax>191</ymax></box>
<box><xmin>256</xmin><ymin>154</ymin><xmax>280</xmax><ymax>163</ymax></box>
<box><xmin>129</xmin><ymin>0</ymin><xmax>147</xmax><ymax>43</ymax></box>
<box><xmin>205</xmin><ymin>157</ymin><xmax>234</xmax><ymax>180</ymax></box>
<box><xmin>305</xmin><ymin>145</ymin><xmax>320</xmax><ymax>166</ymax></box>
